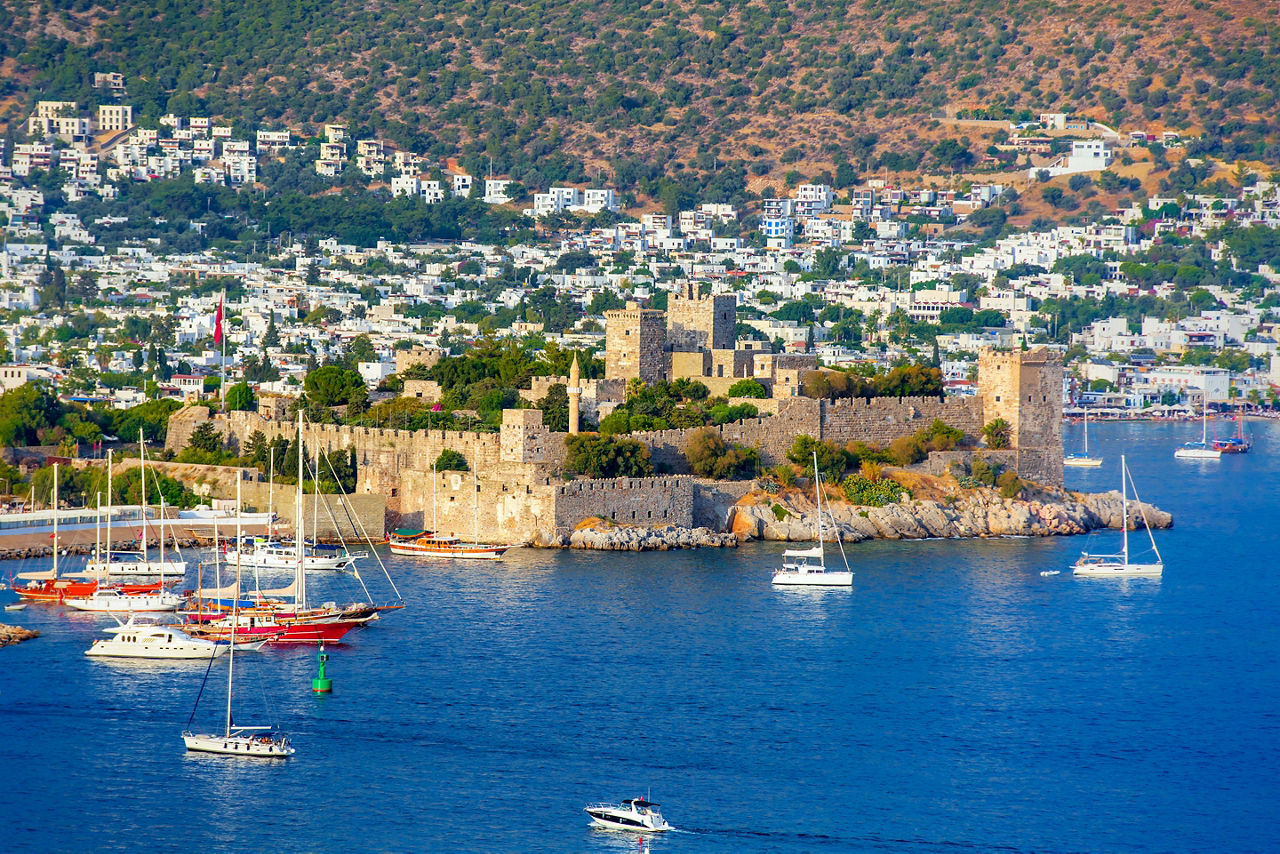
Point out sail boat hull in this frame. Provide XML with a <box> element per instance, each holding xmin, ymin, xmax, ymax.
<box><xmin>1063</xmin><ymin>456</ymin><xmax>1103</xmax><ymax>467</ymax></box>
<box><xmin>1073</xmin><ymin>560</ymin><xmax>1163</xmax><ymax>577</ymax></box>
<box><xmin>183</xmin><ymin>731</ymin><xmax>294</xmax><ymax>757</ymax></box>
<box><xmin>771</xmin><ymin>567</ymin><xmax>853</xmax><ymax>586</ymax></box>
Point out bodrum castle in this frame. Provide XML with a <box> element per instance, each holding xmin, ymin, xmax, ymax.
<box><xmin>167</xmin><ymin>287</ymin><xmax>1063</xmax><ymax>544</ymax></box>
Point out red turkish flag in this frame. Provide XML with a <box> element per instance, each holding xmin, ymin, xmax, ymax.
<box><xmin>213</xmin><ymin>293</ymin><xmax>224</xmax><ymax>344</ymax></box>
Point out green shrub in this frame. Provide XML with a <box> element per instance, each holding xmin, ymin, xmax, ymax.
<box><xmin>923</xmin><ymin>418</ymin><xmax>963</xmax><ymax>451</ymax></box>
<box><xmin>684</xmin><ymin>428</ymin><xmax>759</xmax><ymax>480</ymax></box>
<box><xmin>997</xmin><ymin>470</ymin><xmax>1024</xmax><ymax>498</ymax></box>
<box><xmin>841</xmin><ymin>474</ymin><xmax>911</xmax><ymax>506</ymax></box>
<box><xmin>969</xmin><ymin>457</ymin><xmax>1000</xmax><ymax>486</ymax></box>
<box><xmin>434</xmin><ymin>449</ymin><xmax>468</xmax><ymax>471</ymax></box>
<box><xmin>771</xmin><ymin>503</ymin><xmax>791</xmax><ymax>521</ymax></box>
<box><xmin>888</xmin><ymin>434</ymin><xmax>926</xmax><ymax>466</ymax></box>
<box><xmin>564</xmin><ymin>433</ymin><xmax>654</xmax><ymax>478</ymax></box>
<box><xmin>727</xmin><ymin>379</ymin><xmax>767</xmax><ymax>398</ymax></box>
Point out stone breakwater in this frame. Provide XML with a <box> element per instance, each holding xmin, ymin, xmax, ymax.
<box><xmin>0</xmin><ymin>624</ymin><xmax>39</xmax><ymax>647</ymax></box>
<box><xmin>731</xmin><ymin>488</ymin><xmax>1173</xmax><ymax>543</ymax></box>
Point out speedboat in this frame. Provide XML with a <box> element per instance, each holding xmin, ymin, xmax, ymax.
<box><xmin>584</xmin><ymin>798</ymin><xmax>671</xmax><ymax>832</ymax></box>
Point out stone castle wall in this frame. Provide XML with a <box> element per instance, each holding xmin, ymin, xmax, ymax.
<box><xmin>552</xmin><ymin>476</ymin><xmax>694</xmax><ymax>531</ymax></box>
<box><xmin>820</xmin><ymin>396</ymin><xmax>985</xmax><ymax>447</ymax></box>
<box><xmin>166</xmin><ymin>349</ymin><xmax>1066</xmax><ymax>542</ymax></box>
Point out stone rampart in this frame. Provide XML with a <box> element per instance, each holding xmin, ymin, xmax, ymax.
<box><xmin>820</xmin><ymin>396</ymin><xmax>985</xmax><ymax>447</ymax></box>
<box><xmin>237</xmin><ymin>482</ymin><xmax>385</xmax><ymax>541</ymax></box>
<box><xmin>552</xmin><ymin>476</ymin><xmax>694</xmax><ymax>533</ymax></box>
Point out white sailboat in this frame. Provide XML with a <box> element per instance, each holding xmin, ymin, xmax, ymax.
<box><xmin>223</xmin><ymin>442</ymin><xmax>364</xmax><ymax>571</ymax></box>
<box><xmin>1073</xmin><ymin>455</ymin><xmax>1163</xmax><ymax>577</ymax></box>
<box><xmin>772</xmin><ymin>452</ymin><xmax>853</xmax><ymax>587</ymax></box>
<box><xmin>1064</xmin><ymin>411</ymin><xmax>1103</xmax><ymax>467</ymax></box>
<box><xmin>1174</xmin><ymin>409</ymin><xmax>1222</xmax><ymax>460</ymax></box>
<box><xmin>80</xmin><ymin>439</ymin><xmax>190</xmax><ymax>577</ymax></box>
<box><xmin>182</xmin><ymin>480</ymin><xmax>294</xmax><ymax>758</ymax></box>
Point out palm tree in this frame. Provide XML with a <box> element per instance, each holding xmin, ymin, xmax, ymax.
<box><xmin>982</xmin><ymin>418</ymin><xmax>1012</xmax><ymax>449</ymax></box>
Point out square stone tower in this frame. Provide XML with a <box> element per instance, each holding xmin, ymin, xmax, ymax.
<box><xmin>978</xmin><ymin>346</ymin><xmax>1064</xmax><ymax>486</ymax></box>
<box><xmin>667</xmin><ymin>283</ymin><xmax>737</xmax><ymax>352</ymax></box>
<box><xmin>605</xmin><ymin>302</ymin><xmax>667</xmax><ymax>383</ymax></box>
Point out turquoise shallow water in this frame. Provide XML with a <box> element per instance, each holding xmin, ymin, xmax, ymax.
<box><xmin>1</xmin><ymin>419</ymin><xmax>1277</xmax><ymax>853</ymax></box>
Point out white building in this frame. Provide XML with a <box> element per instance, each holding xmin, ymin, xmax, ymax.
<box><xmin>97</xmin><ymin>105</ymin><xmax>134</xmax><ymax>133</ymax></box>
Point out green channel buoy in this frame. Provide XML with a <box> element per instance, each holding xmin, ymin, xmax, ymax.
<box><xmin>312</xmin><ymin>643</ymin><xmax>333</xmax><ymax>693</ymax></box>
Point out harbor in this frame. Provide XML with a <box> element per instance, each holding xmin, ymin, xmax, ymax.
<box><xmin>0</xmin><ymin>419</ymin><xmax>1276</xmax><ymax>851</ymax></box>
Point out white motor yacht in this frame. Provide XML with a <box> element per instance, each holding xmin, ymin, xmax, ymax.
<box><xmin>584</xmin><ymin>798</ymin><xmax>671</xmax><ymax>833</ymax></box>
<box><xmin>78</xmin><ymin>550</ymin><xmax>189</xmax><ymax>578</ymax></box>
<box><xmin>64</xmin><ymin>588</ymin><xmax>184</xmax><ymax>613</ymax></box>
<box><xmin>224</xmin><ymin>536</ymin><xmax>359</xmax><ymax>571</ymax></box>
<box><xmin>86</xmin><ymin>619</ymin><xmax>260</xmax><ymax>659</ymax></box>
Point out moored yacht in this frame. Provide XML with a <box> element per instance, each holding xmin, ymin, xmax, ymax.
<box><xmin>85</xmin><ymin>618</ymin><xmax>263</xmax><ymax>659</ymax></box>
<box><xmin>64</xmin><ymin>587</ymin><xmax>185</xmax><ymax>613</ymax></box>
<box><xmin>584</xmin><ymin>798</ymin><xmax>671</xmax><ymax>832</ymax></box>
<box><xmin>772</xmin><ymin>451</ymin><xmax>854</xmax><ymax>587</ymax></box>
<box><xmin>388</xmin><ymin>530</ymin><xmax>512</xmax><ymax>560</ymax></box>
<box><xmin>224</xmin><ymin>535</ymin><xmax>358</xmax><ymax>571</ymax></box>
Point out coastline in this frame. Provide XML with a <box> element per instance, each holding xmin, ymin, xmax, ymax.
<box><xmin>538</xmin><ymin>480</ymin><xmax>1172</xmax><ymax>552</ymax></box>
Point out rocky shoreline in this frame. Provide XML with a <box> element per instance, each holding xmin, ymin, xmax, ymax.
<box><xmin>539</xmin><ymin>482</ymin><xmax>1172</xmax><ymax>552</ymax></box>
<box><xmin>0</xmin><ymin>623</ymin><xmax>39</xmax><ymax>647</ymax></box>
<box><xmin>536</xmin><ymin>520</ymin><xmax>738</xmax><ymax>550</ymax></box>
<box><xmin>731</xmin><ymin>487</ymin><xmax>1171</xmax><ymax>543</ymax></box>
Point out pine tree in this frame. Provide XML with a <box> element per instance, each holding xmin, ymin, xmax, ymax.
<box><xmin>263</xmin><ymin>311</ymin><xmax>280</xmax><ymax>348</ymax></box>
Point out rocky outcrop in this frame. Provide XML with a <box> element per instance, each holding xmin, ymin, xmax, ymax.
<box><xmin>535</xmin><ymin>520</ymin><xmax>738</xmax><ymax>551</ymax></box>
<box><xmin>0</xmin><ymin>624</ymin><xmax>39</xmax><ymax>647</ymax></box>
<box><xmin>730</xmin><ymin>486</ymin><xmax>1172</xmax><ymax>543</ymax></box>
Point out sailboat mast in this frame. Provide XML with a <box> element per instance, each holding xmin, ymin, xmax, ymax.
<box><xmin>51</xmin><ymin>462</ymin><xmax>58</xmax><ymax>578</ymax></box>
<box><xmin>296</xmin><ymin>413</ymin><xmax>306</xmax><ymax>610</ymax></box>
<box><xmin>139</xmin><ymin>429</ymin><xmax>148</xmax><ymax>566</ymax></box>
<box><xmin>432</xmin><ymin>459</ymin><xmax>438</xmax><ymax>533</ymax></box>
<box><xmin>1120</xmin><ymin>454</ymin><xmax>1130</xmax><ymax>564</ymax></box>
<box><xmin>312</xmin><ymin>442</ymin><xmax>320</xmax><ymax>546</ymax></box>
<box><xmin>267</xmin><ymin>448</ymin><xmax>274</xmax><ymax>535</ymax></box>
<box><xmin>473</xmin><ymin>439</ymin><xmax>479</xmax><ymax>546</ymax></box>
<box><xmin>94</xmin><ymin>492</ymin><xmax>101</xmax><ymax>566</ymax></box>
<box><xmin>158</xmin><ymin>498</ymin><xmax>167</xmax><ymax>585</ymax></box>
<box><xmin>229</xmin><ymin>478</ymin><xmax>242</xmax><ymax>738</ymax></box>
<box><xmin>105</xmin><ymin>450</ymin><xmax>113</xmax><ymax>564</ymax></box>
<box><xmin>1084</xmin><ymin>411</ymin><xmax>1089</xmax><ymax>455</ymax></box>
<box><xmin>812</xmin><ymin>450</ymin><xmax>824</xmax><ymax>569</ymax></box>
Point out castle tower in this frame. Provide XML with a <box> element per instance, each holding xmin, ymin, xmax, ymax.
<box><xmin>568</xmin><ymin>354</ymin><xmax>582</xmax><ymax>435</ymax></box>
<box><xmin>977</xmin><ymin>347</ymin><xmax>1064</xmax><ymax>486</ymax></box>
<box><xmin>667</xmin><ymin>282</ymin><xmax>736</xmax><ymax>352</ymax></box>
<box><xmin>604</xmin><ymin>302</ymin><xmax>666</xmax><ymax>384</ymax></box>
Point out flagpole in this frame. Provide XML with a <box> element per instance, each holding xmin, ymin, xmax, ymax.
<box><xmin>219</xmin><ymin>289</ymin><xmax>227</xmax><ymax>414</ymax></box>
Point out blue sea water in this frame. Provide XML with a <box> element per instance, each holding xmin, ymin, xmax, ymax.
<box><xmin>1</xmin><ymin>419</ymin><xmax>1277</xmax><ymax>853</ymax></box>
